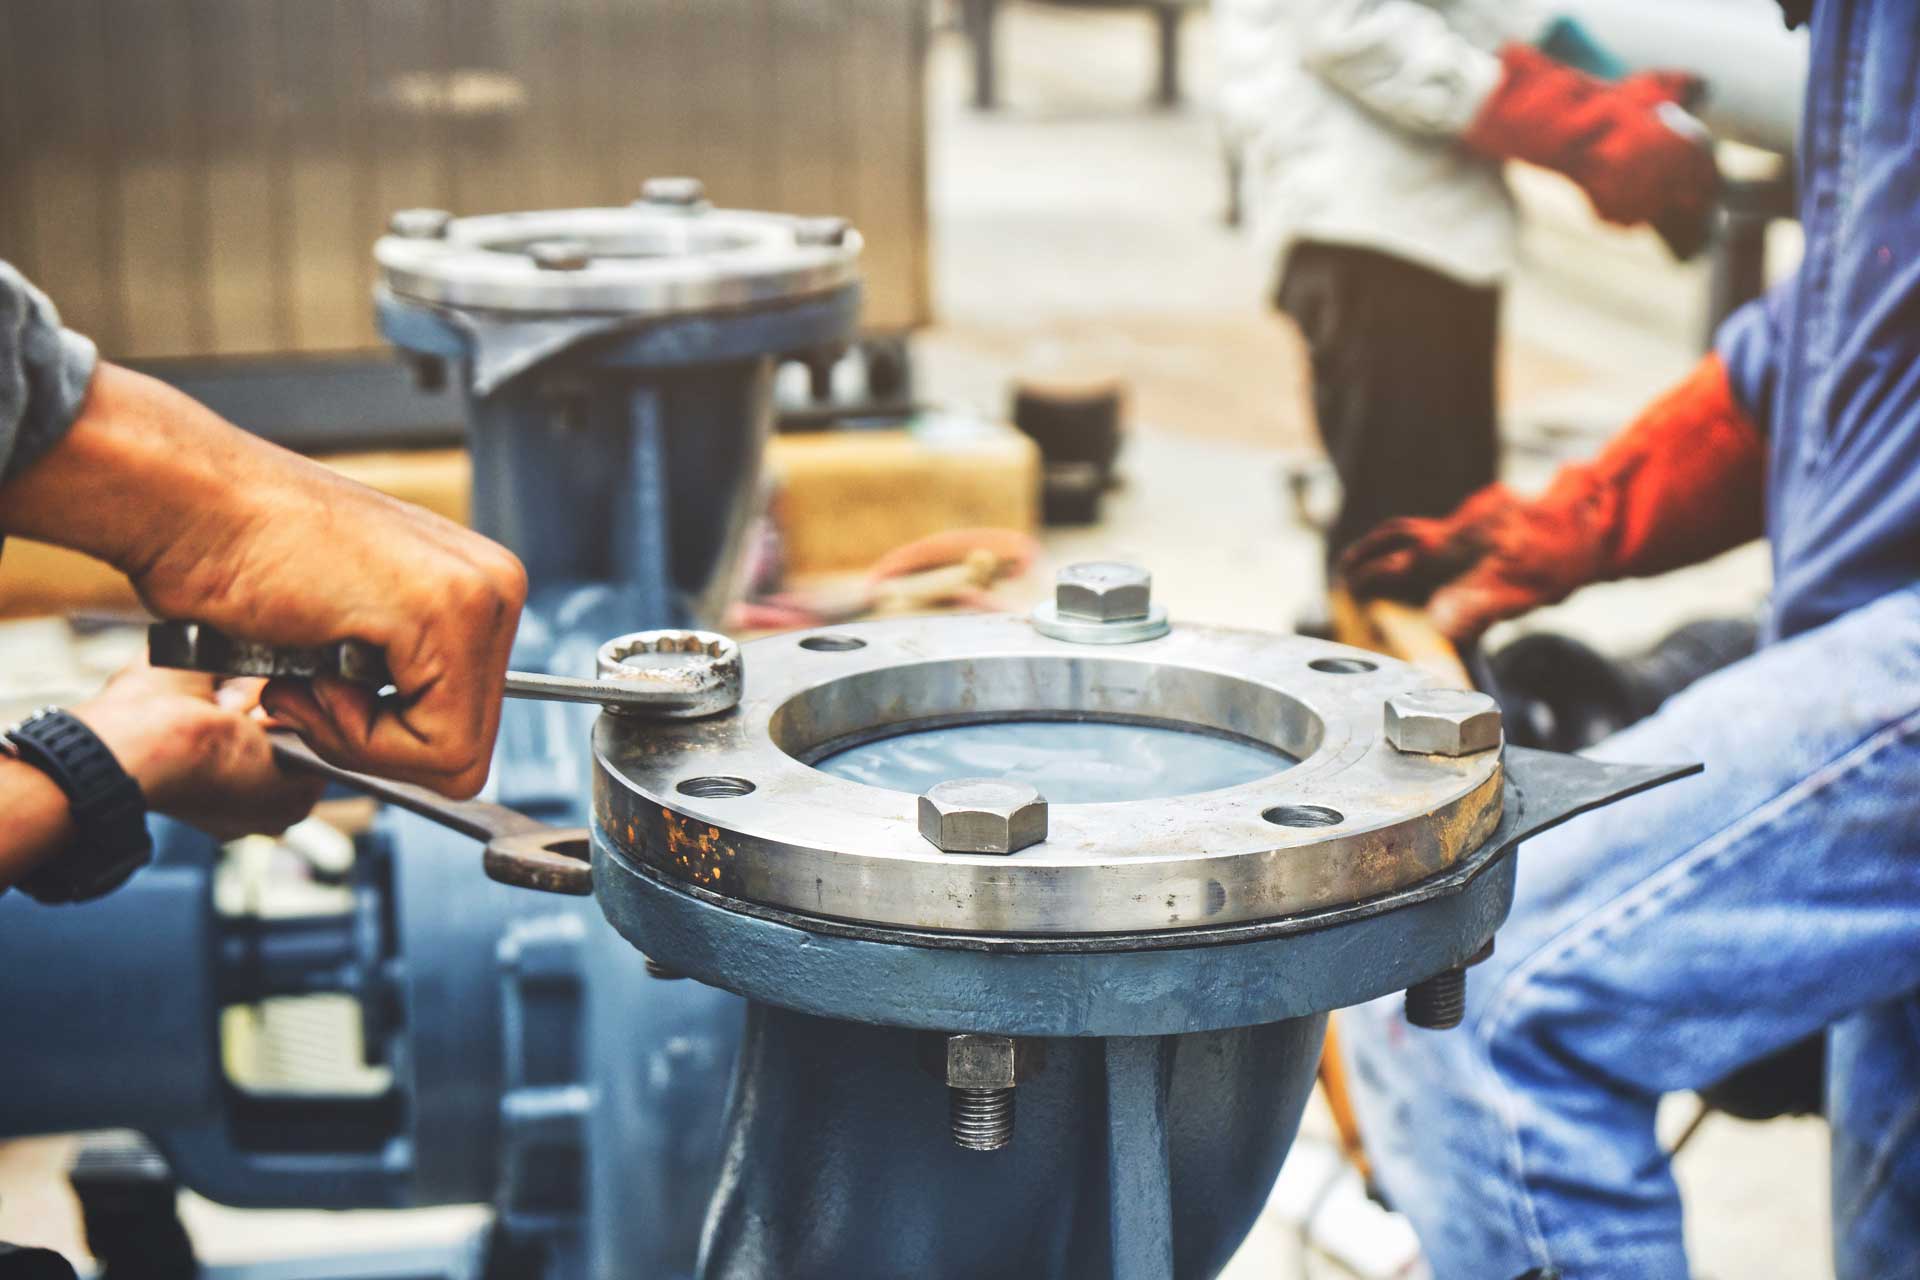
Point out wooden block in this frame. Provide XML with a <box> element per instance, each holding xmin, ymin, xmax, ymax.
<box><xmin>319</xmin><ymin>449</ymin><xmax>471</xmax><ymax>526</ymax></box>
<box><xmin>0</xmin><ymin>541</ymin><xmax>138</xmax><ymax>621</ymax></box>
<box><xmin>1327</xmin><ymin>586</ymin><xmax>1473</xmax><ymax>689</ymax></box>
<box><xmin>767</xmin><ymin>424</ymin><xmax>1040</xmax><ymax>575</ymax></box>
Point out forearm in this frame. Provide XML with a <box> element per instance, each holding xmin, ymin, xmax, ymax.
<box><xmin>0</xmin><ymin>361</ymin><xmax>278</xmax><ymax>581</ymax></box>
<box><xmin>0</xmin><ymin>758</ymin><xmax>74</xmax><ymax>889</ymax></box>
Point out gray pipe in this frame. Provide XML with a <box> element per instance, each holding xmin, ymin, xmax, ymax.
<box><xmin>1559</xmin><ymin>0</ymin><xmax>1808</xmax><ymax>153</ymax></box>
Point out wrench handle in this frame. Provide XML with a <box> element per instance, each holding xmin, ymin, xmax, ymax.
<box><xmin>270</xmin><ymin>732</ymin><xmax>591</xmax><ymax>896</ymax></box>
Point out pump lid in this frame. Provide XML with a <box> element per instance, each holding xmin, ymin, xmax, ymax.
<box><xmin>376</xmin><ymin>198</ymin><xmax>861</xmax><ymax>316</ymax></box>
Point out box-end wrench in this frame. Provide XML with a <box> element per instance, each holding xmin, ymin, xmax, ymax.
<box><xmin>147</xmin><ymin>620</ymin><xmax>742</xmax><ymax>719</ymax></box>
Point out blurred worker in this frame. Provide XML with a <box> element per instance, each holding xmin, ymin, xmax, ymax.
<box><xmin>1335</xmin><ymin>3</ymin><xmax>1920</xmax><ymax>1276</ymax></box>
<box><xmin>0</xmin><ymin>262</ymin><xmax>527</xmax><ymax>902</ymax></box>
<box><xmin>1215</xmin><ymin>1</ymin><xmax>1715</xmax><ymax>562</ymax></box>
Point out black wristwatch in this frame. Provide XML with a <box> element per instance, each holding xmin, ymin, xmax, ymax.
<box><xmin>3</xmin><ymin>707</ymin><xmax>153</xmax><ymax>904</ymax></box>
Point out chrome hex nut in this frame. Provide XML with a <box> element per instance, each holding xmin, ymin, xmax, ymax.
<box><xmin>918</xmin><ymin>779</ymin><xmax>1048</xmax><ymax>855</ymax></box>
<box><xmin>388</xmin><ymin>207</ymin><xmax>453</xmax><ymax>240</ymax></box>
<box><xmin>1055</xmin><ymin>561</ymin><xmax>1151</xmax><ymax>623</ymax></box>
<box><xmin>793</xmin><ymin>215</ymin><xmax>852</xmax><ymax>247</ymax></box>
<box><xmin>945</xmin><ymin>1034</ymin><xmax>1018</xmax><ymax>1089</ymax></box>
<box><xmin>640</xmin><ymin>175</ymin><xmax>708</xmax><ymax>208</ymax></box>
<box><xmin>1384</xmin><ymin>689</ymin><xmax>1503</xmax><ymax>757</ymax></box>
<box><xmin>527</xmin><ymin>238</ymin><xmax>593</xmax><ymax>271</ymax></box>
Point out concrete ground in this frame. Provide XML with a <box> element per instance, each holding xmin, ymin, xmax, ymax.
<box><xmin>1</xmin><ymin>4</ymin><xmax>1826</xmax><ymax>1277</ymax></box>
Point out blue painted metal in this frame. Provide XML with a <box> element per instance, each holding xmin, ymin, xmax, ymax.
<box><xmin>1104</xmin><ymin>1037</ymin><xmax>1176</xmax><ymax>1280</ymax></box>
<box><xmin>0</xmin><ymin>822</ymin><xmax>221</xmax><ymax>1139</ymax></box>
<box><xmin>696</xmin><ymin>1005</ymin><xmax>1324</xmax><ymax>1279</ymax></box>
<box><xmin>0</xmin><ymin>268</ymin><xmax>859</xmax><ymax>1278</ymax></box>
<box><xmin>591</xmin><ymin>836</ymin><xmax>1516</xmax><ymax>1038</ymax></box>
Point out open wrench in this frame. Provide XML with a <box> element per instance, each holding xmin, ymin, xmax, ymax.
<box><xmin>269</xmin><ymin>729</ymin><xmax>593</xmax><ymax>895</ymax></box>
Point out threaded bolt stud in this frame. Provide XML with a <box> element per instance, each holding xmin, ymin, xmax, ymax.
<box><xmin>1405</xmin><ymin>966</ymin><xmax>1468</xmax><ymax>1030</ymax></box>
<box><xmin>643</xmin><ymin>955</ymin><xmax>684</xmax><ymax>980</ymax></box>
<box><xmin>950</xmin><ymin>1087</ymin><xmax>1015</xmax><ymax>1151</ymax></box>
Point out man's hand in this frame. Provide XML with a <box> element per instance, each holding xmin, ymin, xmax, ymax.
<box><xmin>1339</xmin><ymin>354</ymin><xmax>1768</xmax><ymax>645</ymax></box>
<box><xmin>71</xmin><ymin>661</ymin><xmax>325</xmax><ymax>840</ymax></box>
<box><xmin>0</xmin><ymin>363</ymin><xmax>526</xmax><ymax>797</ymax></box>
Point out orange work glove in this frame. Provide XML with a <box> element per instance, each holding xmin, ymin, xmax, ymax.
<box><xmin>1338</xmin><ymin>354</ymin><xmax>1766</xmax><ymax>643</ymax></box>
<box><xmin>1463</xmin><ymin>44</ymin><xmax>1718</xmax><ymax>230</ymax></box>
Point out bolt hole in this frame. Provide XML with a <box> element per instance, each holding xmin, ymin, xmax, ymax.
<box><xmin>678</xmin><ymin>776</ymin><xmax>757</xmax><ymax>799</ymax></box>
<box><xmin>1309</xmin><ymin>657</ymin><xmax>1377</xmax><ymax>675</ymax></box>
<box><xmin>1263</xmin><ymin>804</ymin><xmax>1344</xmax><ymax>828</ymax></box>
<box><xmin>799</xmin><ymin>634</ymin><xmax>867</xmax><ymax>652</ymax></box>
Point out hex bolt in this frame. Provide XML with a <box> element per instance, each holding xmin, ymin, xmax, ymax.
<box><xmin>388</xmin><ymin>207</ymin><xmax>453</xmax><ymax>240</ymax></box>
<box><xmin>1383</xmin><ymin>688</ymin><xmax>1503</xmax><ymax>757</ymax></box>
<box><xmin>640</xmin><ymin>176</ymin><xmax>708</xmax><ymax>208</ymax></box>
<box><xmin>943</xmin><ymin>1034</ymin><xmax>1021</xmax><ymax>1152</ymax></box>
<box><xmin>1405</xmin><ymin>966</ymin><xmax>1468</xmax><ymax>1030</ymax></box>
<box><xmin>918</xmin><ymin>779</ymin><xmax>1048</xmax><ymax>855</ymax></box>
<box><xmin>527</xmin><ymin>238</ymin><xmax>593</xmax><ymax>272</ymax></box>
<box><xmin>1055</xmin><ymin>561</ymin><xmax>1152</xmax><ymax>623</ymax></box>
<box><xmin>794</xmin><ymin>215</ymin><xmax>852</xmax><ymax>247</ymax></box>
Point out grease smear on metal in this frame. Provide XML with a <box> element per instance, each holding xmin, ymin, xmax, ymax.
<box><xmin>815</xmin><ymin>719</ymin><xmax>1292</xmax><ymax>803</ymax></box>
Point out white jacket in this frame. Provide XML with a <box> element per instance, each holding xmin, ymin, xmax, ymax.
<box><xmin>1216</xmin><ymin>0</ymin><xmax>1548</xmax><ymax>289</ymax></box>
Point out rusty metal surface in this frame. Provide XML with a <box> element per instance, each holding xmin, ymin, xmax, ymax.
<box><xmin>0</xmin><ymin>0</ymin><xmax>929</xmax><ymax>359</ymax></box>
<box><xmin>594</xmin><ymin>613</ymin><xmax>1506</xmax><ymax>935</ymax></box>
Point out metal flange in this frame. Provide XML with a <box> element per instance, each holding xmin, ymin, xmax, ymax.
<box><xmin>375</xmin><ymin>203</ymin><xmax>862</xmax><ymax>316</ymax></box>
<box><xmin>589</xmin><ymin>748</ymin><xmax>1693</xmax><ymax>1034</ymax></box>
<box><xmin>592</xmin><ymin>613</ymin><xmax>1505</xmax><ymax>936</ymax></box>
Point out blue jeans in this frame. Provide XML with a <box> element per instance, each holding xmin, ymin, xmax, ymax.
<box><xmin>1341</xmin><ymin>584</ymin><xmax>1920</xmax><ymax>1280</ymax></box>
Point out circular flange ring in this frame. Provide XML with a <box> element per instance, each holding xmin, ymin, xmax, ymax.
<box><xmin>375</xmin><ymin>205</ymin><xmax>862</xmax><ymax>315</ymax></box>
<box><xmin>593</xmin><ymin>614</ymin><xmax>1503</xmax><ymax>936</ymax></box>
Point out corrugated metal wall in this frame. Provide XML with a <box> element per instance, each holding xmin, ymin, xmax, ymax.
<box><xmin>0</xmin><ymin>0</ymin><xmax>930</xmax><ymax>361</ymax></box>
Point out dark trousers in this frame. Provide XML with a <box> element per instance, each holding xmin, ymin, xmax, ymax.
<box><xmin>1276</xmin><ymin>241</ymin><xmax>1500</xmax><ymax>562</ymax></box>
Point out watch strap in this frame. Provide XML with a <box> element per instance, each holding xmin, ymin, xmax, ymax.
<box><xmin>5</xmin><ymin>708</ymin><xmax>152</xmax><ymax>903</ymax></box>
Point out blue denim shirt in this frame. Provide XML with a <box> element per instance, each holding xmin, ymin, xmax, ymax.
<box><xmin>1717</xmin><ymin>0</ymin><xmax>1920</xmax><ymax>640</ymax></box>
<box><xmin>0</xmin><ymin>262</ymin><xmax>98</xmax><ymax>489</ymax></box>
